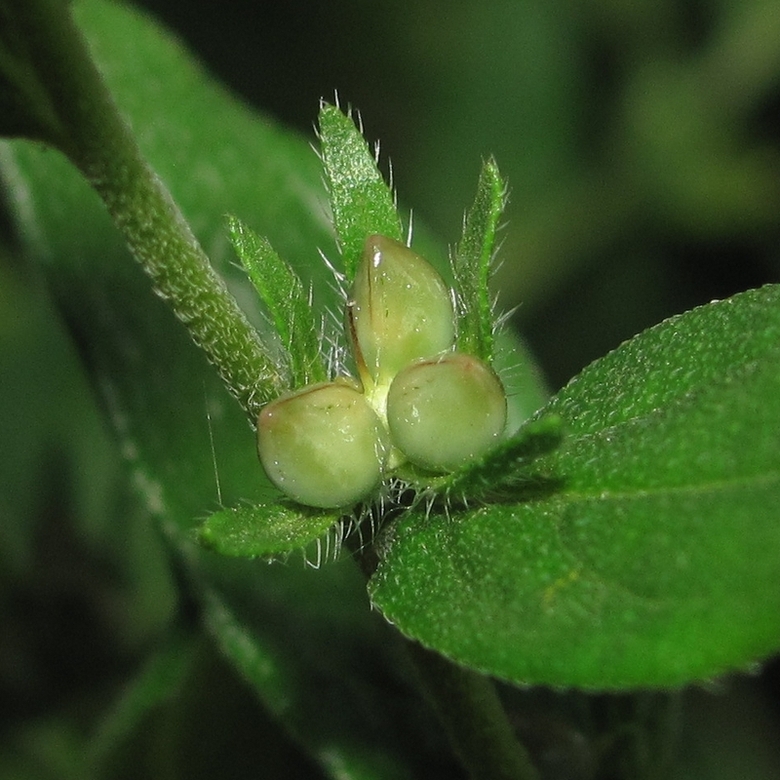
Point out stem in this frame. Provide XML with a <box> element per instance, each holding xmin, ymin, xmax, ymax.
<box><xmin>8</xmin><ymin>0</ymin><xmax>281</xmax><ymax>422</ymax></box>
<box><xmin>405</xmin><ymin>642</ymin><xmax>541</xmax><ymax>780</ymax></box>
<box><xmin>350</xmin><ymin>533</ymin><xmax>539</xmax><ymax>780</ymax></box>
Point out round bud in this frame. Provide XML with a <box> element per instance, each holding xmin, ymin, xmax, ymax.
<box><xmin>387</xmin><ymin>353</ymin><xmax>507</xmax><ymax>472</ymax></box>
<box><xmin>349</xmin><ymin>234</ymin><xmax>455</xmax><ymax>388</ymax></box>
<box><xmin>257</xmin><ymin>380</ymin><xmax>389</xmax><ymax>508</ymax></box>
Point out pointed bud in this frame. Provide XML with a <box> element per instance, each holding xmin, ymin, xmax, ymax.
<box><xmin>257</xmin><ymin>380</ymin><xmax>389</xmax><ymax>508</ymax></box>
<box><xmin>349</xmin><ymin>235</ymin><xmax>455</xmax><ymax>389</ymax></box>
<box><xmin>387</xmin><ymin>353</ymin><xmax>507</xmax><ymax>472</ymax></box>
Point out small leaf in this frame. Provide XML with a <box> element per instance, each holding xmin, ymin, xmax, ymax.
<box><xmin>318</xmin><ymin>103</ymin><xmax>403</xmax><ymax>281</ymax></box>
<box><xmin>452</xmin><ymin>158</ymin><xmax>505</xmax><ymax>361</ymax></box>
<box><xmin>370</xmin><ymin>285</ymin><xmax>780</xmax><ymax>688</ymax></box>
<box><xmin>199</xmin><ymin>502</ymin><xmax>343</xmax><ymax>558</ymax></box>
<box><xmin>439</xmin><ymin>413</ymin><xmax>563</xmax><ymax>502</ymax></box>
<box><xmin>226</xmin><ymin>215</ymin><xmax>326</xmax><ymax>388</ymax></box>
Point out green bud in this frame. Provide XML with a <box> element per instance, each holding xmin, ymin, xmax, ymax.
<box><xmin>387</xmin><ymin>353</ymin><xmax>507</xmax><ymax>472</ymax></box>
<box><xmin>349</xmin><ymin>234</ymin><xmax>455</xmax><ymax>390</ymax></box>
<box><xmin>257</xmin><ymin>380</ymin><xmax>389</xmax><ymax>508</ymax></box>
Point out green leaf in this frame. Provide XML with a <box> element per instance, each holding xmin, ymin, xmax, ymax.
<box><xmin>318</xmin><ymin>103</ymin><xmax>403</xmax><ymax>280</ymax></box>
<box><xmin>2</xmin><ymin>0</ymin><xmax>282</xmax><ymax>424</ymax></box>
<box><xmin>226</xmin><ymin>215</ymin><xmax>327</xmax><ymax>389</ymax></box>
<box><xmin>370</xmin><ymin>284</ymin><xmax>780</xmax><ymax>688</ymax></box>
<box><xmin>453</xmin><ymin>158</ymin><xmax>505</xmax><ymax>361</ymax></box>
<box><xmin>436</xmin><ymin>413</ymin><xmax>563</xmax><ymax>503</ymax></box>
<box><xmin>199</xmin><ymin>502</ymin><xmax>343</xmax><ymax>559</ymax></box>
<box><xmin>1</xmin><ymin>1</ymin><xmax>486</xmax><ymax>777</ymax></box>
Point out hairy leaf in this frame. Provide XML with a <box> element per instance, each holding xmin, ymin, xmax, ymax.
<box><xmin>199</xmin><ymin>502</ymin><xmax>344</xmax><ymax>559</ymax></box>
<box><xmin>318</xmin><ymin>103</ymin><xmax>403</xmax><ymax>281</ymax></box>
<box><xmin>452</xmin><ymin>158</ymin><xmax>505</xmax><ymax>361</ymax></box>
<box><xmin>226</xmin><ymin>215</ymin><xmax>326</xmax><ymax>389</ymax></box>
<box><xmin>371</xmin><ymin>284</ymin><xmax>780</xmax><ymax>688</ymax></box>
<box><xmin>437</xmin><ymin>413</ymin><xmax>563</xmax><ymax>503</ymax></box>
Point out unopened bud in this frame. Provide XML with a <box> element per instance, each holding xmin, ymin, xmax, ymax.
<box><xmin>257</xmin><ymin>380</ymin><xmax>389</xmax><ymax>508</ymax></box>
<box><xmin>349</xmin><ymin>235</ymin><xmax>455</xmax><ymax>390</ymax></box>
<box><xmin>387</xmin><ymin>353</ymin><xmax>507</xmax><ymax>472</ymax></box>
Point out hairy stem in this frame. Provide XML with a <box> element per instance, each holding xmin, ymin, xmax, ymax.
<box><xmin>7</xmin><ymin>0</ymin><xmax>281</xmax><ymax>422</ymax></box>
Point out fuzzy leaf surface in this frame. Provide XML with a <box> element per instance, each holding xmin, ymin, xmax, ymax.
<box><xmin>199</xmin><ymin>502</ymin><xmax>343</xmax><ymax>558</ymax></box>
<box><xmin>371</xmin><ymin>284</ymin><xmax>780</xmax><ymax>688</ymax></box>
<box><xmin>453</xmin><ymin>158</ymin><xmax>505</xmax><ymax>361</ymax></box>
<box><xmin>318</xmin><ymin>103</ymin><xmax>403</xmax><ymax>281</ymax></box>
<box><xmin>226</xmin><ymin>215</ymin><xmax>326</xmax><ymax>389</ymax></box>
<box><xmin>438</xmin><ymin>413</ymin><xmax>563</xmax><ymax>503</ymax></box>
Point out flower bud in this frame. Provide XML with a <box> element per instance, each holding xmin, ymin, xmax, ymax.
<box><xmin>349</xmin><ymin>234</ymin><xmax>455</xmax><ymax>389</ymax></box>
<box><xmin>257</xmin><ymin>380</ymin><xmax>389</xmax><ymax>508</ymax></box>
<box><xmin>387</xmin><ymin>353</ymin><xmax>507</xmax><ymax>472</ymax></box>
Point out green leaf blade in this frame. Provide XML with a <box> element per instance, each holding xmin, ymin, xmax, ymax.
<box><xmin>370</xmin><ymin>284</ymin><xmax>780</xmax><ymax>688</ymax></box>
<box><xmin>226</xmin><ymin>215</ymin><xmax>327</xmax><ymax>389</ymax></box>
<box><xmin>1</xmin><ymin>2</ymin><xmax>456</xmax><ymax>775</ymax></box>
<box><xmin>199</xmin><ymin>502</ymin><xmax>343</xmax><ymax>559</ymax></box>
<box><xmin>453</xmin><ymin>158</ymin><xmax>505</xmax><ymax>361</ymax></box>
<box><xmin>439</xmin><ymin>413</ymin><xmax>563</xmax><ymax>503</ymax></box>
<box><xmin>318</xmin><ymin>103</ymin><xmax>403</xmax><ymax>281</ymax></box>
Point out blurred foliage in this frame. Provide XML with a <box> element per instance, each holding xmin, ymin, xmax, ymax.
<box><xmin>2</xmin><ymin>0</ymin><xmax>780</xmax><ymax>778</ymax></box>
